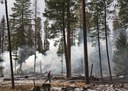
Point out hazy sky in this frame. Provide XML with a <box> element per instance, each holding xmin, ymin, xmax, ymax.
<box><xmin>0</xmin><ymin>0</ymin><xmax>14</xmax><ymax>19</ymax></box>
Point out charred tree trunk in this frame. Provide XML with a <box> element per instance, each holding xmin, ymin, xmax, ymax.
<box><xmin>34</xmin><ymin>0</ymin><xmax>37</xmax><ymax>73</ymax></box>
<box><xmin>62</xmin><ymin>1</ymin><xmax>68</xmax><ymax>77</ymax></box>
<box><xmin>66</xmin><ymin>0</ymin><xmax>71</xmax><ymax>78</ymax></box>
<box><xmin>104</xmin><ymin>0</ymin><xmax>112</xmax><ymax>82</ymax></box>
<box><xmin>96</xmin><ymin>8</ymin><xmax>103</xmax><ymax>80</ymax></box>
<box><xmin>62</xmin><ymin>1</ymin><xmax>68</xmax><ymax>79</ymax></box>
<box><xmin>82</xmin><ymin>0</ymin><xmax>89</xmax><ymax>84</ymax></box>
<box><xmin>0</xmin><ymin>31</ymin><xmax>1</xmax><ymax>51</ymax></box>
<box><xmin>5</xmin><ymin>0</ymin><xmax>15</xmax><ymax>88</ymax></box>
<box><xmin>62</xmin><ymin>0</ymin><xmax>71</xmax><ymax>78</ymax></box>
<box><xmin>90</xmin><ymin>64</ymin><xmax>93</xmax><ymax>77</ymax></box>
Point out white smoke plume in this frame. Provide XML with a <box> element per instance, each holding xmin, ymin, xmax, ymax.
<box><xmin>1</xmin><ymin>31</ymin><xmax>114</xmax><ymax>77</ymax></box>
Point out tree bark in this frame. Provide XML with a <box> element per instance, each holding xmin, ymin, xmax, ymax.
<box><xmin>96</xmin><ymin>8</ymin><xmax>103</xmax><ymax>80</ymax></box>
<box><xmin>82</xmin><ymin>0</ymin><xmax>89</xmax><ymax>84</ymax></box>
<box><xmin>104</xmin><ymin>0</ymin><xmax>112</xmax><ymax>82</ymax></box>
<box><xmin>34</xmin><ymin>0</ymin><xmax>37</xmax><ymax>73</ymax></box>
<box><xmin>5</xmin><ymin>0</ymin><xmax>15</xmax><ymax>88</ymax></box>
<box><xmin>62</xmin><ymin>3</ymin><xmax>68</xmax><ymax>78</ymax></box>
<box><xmin>66</xmin><ymin>0</ymin><xmax>71</xmax><ymax>78</ymax></box>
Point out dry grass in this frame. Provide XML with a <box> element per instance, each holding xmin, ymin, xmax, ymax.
<box><xmin>0</xmin><ymin>80</ymin><xmax>86</xmax><ymax>91</ymax></box>
<box><xmin>51</xmin><ymin>81</ymin><xmax>85</xmax><ymax>88</ymax></box>
<box><xmin>0</xmin><ymin>84</ymin><xmax>35</xmax><ymax>91</ymax></box>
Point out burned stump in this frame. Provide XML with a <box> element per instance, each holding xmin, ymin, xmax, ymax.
<box><xmin>31</xmin><ymin>86</ymin><xmax>41</xmax><ymax>91</ymax></box>
<box><xmin>42</xmin><ymin>83</ymin><xmax>51</xmax><ymax>91</ymax></box>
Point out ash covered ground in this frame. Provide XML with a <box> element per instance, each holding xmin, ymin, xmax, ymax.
<box><xmin>0</xmin><ymin>74</ymin><xmax>128</xmax><ymax>91</ymax></box>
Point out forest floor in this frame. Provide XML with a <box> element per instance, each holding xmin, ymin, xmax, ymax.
<box><xmin>0</xmin><ymin>76</ymin><xmax>128</xmax><ymax>91</ymax></box>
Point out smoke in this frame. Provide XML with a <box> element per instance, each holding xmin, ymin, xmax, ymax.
<box><xmin>1</xmin><ymin>51</ymin><xmax>12</xmax><ymax>75</ymax></box>
<box><xmin>1</xmin><ymin>30</ymin><xmax>114</xmax><ymax>77</ymax></box>
<box><xmin>71</xmin><ymin>43</ymin><xmax>84</xmax><ymax>74</ymax></box>
<box><xmin>22</xmin><ymin>50</ymin><xmax>62</xmax><ymax>74</ymax></box>
<box><xmin>70</xmin><ymin>30</ymin><xmax>114</xmax><ymax>76</ymax></box>
<box><xmin>18</xmin><ymin>46</ymin><xmax>35</xmax><ymax>64</ymax></box>
<box><xmin>88</xmin><ymin>40</ymin><xmax>114</xmax><ymax>76</ymax></box>
<box><xmin>21</xmin><ymin>39</ymin><xmax>64</xmax><ymax>74</ymax></box>
<box><xmin>70</xmin><ymin>38</ymin><xmax>114</xmax><ymax>76</ymax></box>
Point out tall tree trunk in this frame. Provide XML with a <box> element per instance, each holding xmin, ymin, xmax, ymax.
<box><xmin>62</xmin><ymin>0</ymin><xmax>70</xmax><ymax>78</ymax></box>
<box><xmin>66</xmin><ymin>0</ymin><xmax>71</xmax><ymax>78</ymax></box>
<box><xmin>82</xmin><ymin>0</ymin><xmax>89</xmax><ymax>84</ymax></box>
<box><xmin>0</xmin><ymin>30</ymin><xmax>1</xmax><ymax>51</ymax></box>
<box><xmin>104</xmin><ymin>0</ymin><xmax>112</xmax><ymax>82</ymax></box>
<box><xmin>96</xmin><ymin>9</ymin><xmax>103</xmax><ymax>80</ymax></box>
<box><xmin>34</xmin><ymin>0</ymin><xmax>37</xmax><ymax>73</ymax></box>
<box><xmin>62</xmin><ymin>0</ymin><xmax>68</xmax><ymax>77</ymax></box>
<box><xmin>5</xmin><ymin>0</ymin><xmax>15</xmax><ymax>88</ymax></box>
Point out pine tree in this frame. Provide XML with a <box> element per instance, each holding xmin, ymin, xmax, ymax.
<box><xmin>0</xmin><ymin>17</ymin><xmax>6</xmax><ymax>74</ymax></box>
<box><xmin>118</xmin><ymin>0</ymin><xmax>128</xmax><ymax>28</ymax></box>
<box><xmin>43</xmin><ymin>19</ymin><xmax>50</xmax><ymax>54</ymax></box>
<box><xmin>10</xmin><ymin>0</ymin><xmax>34</xmax><ymax>68</ymax></box>
<box><xmin>10</xmin><ymin>0</ymin><xmax>33</xmax><ymax>49</ymax></box>
<box><xmin>43</xmin><ymin>0</ymin><xmax>78</xmax><ymax>39</ymax></box>
<box><xmin>45</xmin><ymin>0</ymin><xmax>73</xmax><ymax>78</ymax></box>
<box><xmin>26</xmin><ymin>24</ymin><xmax>33</xmax><ymax>47</ymax></box>
<box><xmin>112</xmin><ymin>1</ymin><xmax>128</xmax><ymax>75</ymax></box>
<box><xmin>0</xmin><ymin>16</ymin><xmax>8</xmax><ymax>52</ymax></box>
<box><xmin>36</xmin><ymin>17</ymin><xmax>43</xmax><ymax>52</ymax></box>
<box><xmin>113</xmin><ymin>30</ymin><xmax>128</xmax><ymax>75</ymax></box>
<box><xmin>88</xmin><ymin>0</ymin><xmax>113</xmax><ymax>81</ymax></box>
<box><xmin>88</xmin><ymin>0</ymin><xmax>112</xmax><ymax>43</ymax></box>
<box><xmin>43</xmin><ymin>0</ymin><xmax>78</xmax><ymax>78</ymax></box>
